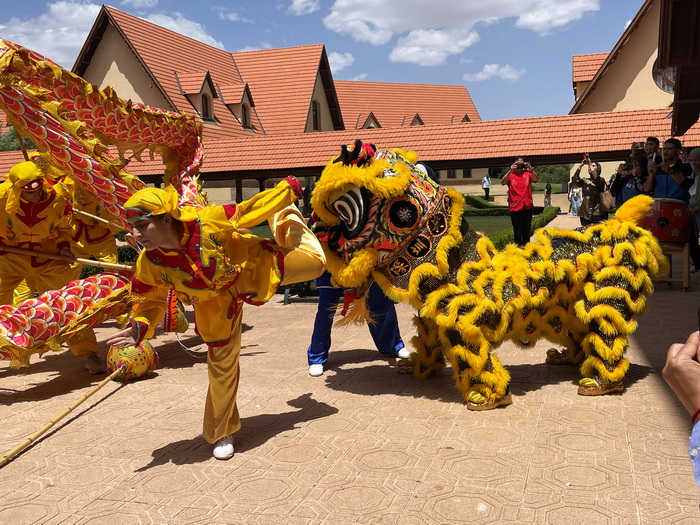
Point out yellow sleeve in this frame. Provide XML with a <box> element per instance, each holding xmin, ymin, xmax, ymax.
<box><xmin>129</xmin><ymin>254</ymin><xmax>169</xmax><ymax>341</ymax></box>
<box><xmin>234</xmin><ymin>178</ymin><xmax>301</xmax><ymax>229</ymax></box>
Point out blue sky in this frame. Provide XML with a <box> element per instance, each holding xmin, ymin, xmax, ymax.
<box><xmin>1</xmin><ymin>0</ymin><xmax>645</xmax><ymax>121</ymax></box>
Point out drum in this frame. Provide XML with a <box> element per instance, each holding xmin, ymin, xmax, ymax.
<box><xmin>642</xmin><ymin>198</ymin><xmax>691</xmax><ymax>246</ymax></box>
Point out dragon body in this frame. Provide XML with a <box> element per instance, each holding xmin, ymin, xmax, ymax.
<box><xmin>311</xmin><ymin>142</ymin><xmax>668</xmax><ymax>410</ymax></box>
<box><xmin>0</xmin><ymin>40</ymin><xmax>205</xmax><ymax>366</ymax></box>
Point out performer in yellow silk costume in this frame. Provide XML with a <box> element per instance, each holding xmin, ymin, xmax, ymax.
<box><xmin>58</xmin><ymin>177</ymin><xmax>119</xmax><ymax>266</ymax></box>
<box><xmin>10</xmin><ymin>176</ymin><xmax>120</xmax><ymax>373</ymax></box>
<box><xmin>0</xmin><ymin>158</ymin><xmax>102</xmax><ymax>362</ymax></box>
<box><xmin>108</xmin><ymin>177</ymin><xmax>325</xmax><ymax>459</ymax></box>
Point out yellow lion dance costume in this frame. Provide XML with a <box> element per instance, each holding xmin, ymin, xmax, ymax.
<box><xmin>311</xmin><ymin>140</ymin><xmax>668</xmax><ymax>410</ymax></box>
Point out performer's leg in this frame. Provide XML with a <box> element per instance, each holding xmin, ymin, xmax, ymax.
<box><xmin>365</xmin><ymin>283</ymin><xmax>405</xmax><ymax>356</ymax></box>
<box><xmin>0</xmin><ymin>253</ymin><xmax>30</xmax><ymax>305</ymax></box>
<box><xmin>307</xmin><ymin>286</ymin><xmax>343</xmax><ymax>375</ymax></box>
<box><xmin>204</xmin><ymin>308</ymin><xmax>242</xmax><ymax>459</ymax></box>
<box><xmin>12</xmin><ymin>278</ymin><xmax>35</xmax><ymax>305</ymax></box>
<box><xmin>441</xmin><ymin>328</ymin><xmax>512</xmax><ymax>410</ymax></box>
<box><xmin>409</xmin><ymin>315</ymin><xmax>445</xmax><ymax>378</ymax></box>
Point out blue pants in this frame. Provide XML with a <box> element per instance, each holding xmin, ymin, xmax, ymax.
<box><xmin>307</xmin><ymin>279</ymin><xmax>405</xmax><ymax>366</ymax></box>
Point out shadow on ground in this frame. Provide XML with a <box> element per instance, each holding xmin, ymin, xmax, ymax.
<box><xmin>134</xmin><ymin>393</ymin><xmax>338</xmax><ymax>471</ymax></box>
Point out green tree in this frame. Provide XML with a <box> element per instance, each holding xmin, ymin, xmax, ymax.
<box><xmin>0</xmin><ymin>126</ymin><xmax>34</xmax><ymax>152</ymax></box>
<box><xmin>493</xmin><ymin>163</ymin><xmax>570</xmax><ymax>184</ymax></box>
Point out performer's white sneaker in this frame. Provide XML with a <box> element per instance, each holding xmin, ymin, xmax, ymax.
<box><xmin>397</xmin><ymin>348</ymin><xmax>411</xmax><ymax>359</ymax></box>
<box><xmin>308</xmin><ymin>364</ymin><xmax>324</xmax><ymax>377</ymax></box>
<box><xmin>85</xmin><ymin>353</ymin><xmax>106</xmax><ymax>374</ymax></box>
<box><xmin>213</xmin><ymin>436</ymin><xmax>235</xmax><ymax>460</ymax></box>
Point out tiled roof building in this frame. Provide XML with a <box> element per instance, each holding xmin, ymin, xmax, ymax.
<box><xmin>335</xmin><ymin>81</ymin><xmax>480</xmax><ymax>129</ymax></box>
<box><xmin>2</xmin><ymin>0</ymin><xmax>698</xmax><ymax>195</ymax></box>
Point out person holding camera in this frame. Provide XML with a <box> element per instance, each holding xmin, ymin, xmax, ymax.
<box><xmin>571</xmin><ymin>155</ymin><xmax>607</xmax><ymax>226</ymax></box>
<box><xmin>501</xmin><ymin>157</ymin><xmax>538</xmax><ymax>247</ymax></box>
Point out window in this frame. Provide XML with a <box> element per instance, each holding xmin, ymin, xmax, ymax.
<box><xmin>446</xmin><ymin>169</ymin><xmax>456</xmax><ymax>179</ymax></box>
<box><xmin>652</xmin><ymin>58</ymin><xmax>676</xmax><ymax>94</ymax></box>
<box><xmin>462</xmin><ymin>168</ymin><xmax>472</xmax><ymax>178</ymax></box>
<box><xmin>201</xmin><ymin>94</ymin><xmax>213</xmax><ymax>121</ymax></box>
<box><xmin>312</xmin><ymin>100</ymin><xmax>320</xmax><ymax>131</ymax></box>
<box><xmin>241</xmin><ymin>103</ymin><xmax>250</xmax><ymax>128</ymax></box>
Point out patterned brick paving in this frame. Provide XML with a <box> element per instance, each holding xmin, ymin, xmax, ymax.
<box><xmin>1</xmin><ymin>209</ymin><xmax>699</xmax><ymax>524</ymax></box>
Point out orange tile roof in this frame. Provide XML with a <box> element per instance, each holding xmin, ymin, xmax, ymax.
<box><xmin>572</xmin><ymin>53</ymin><xmax>609</xmax><ymax>83</ymax></box>
<box><xmin>231</xmin><ymin>45</ymin><xmax>326</xmax><ymax>135</ymax></box>
<box><xmin>335</xmin><ymin>80</ymin><xmax>481</xmax><ymax>128</ymax></box>
<box><xmin>176</xmin><ymin>72</ymin><xmax>210</xmax><ymax>94</ymax></box>
<box><xmin>4</xmin><ymin>108</ymin><xmax>689</xmax><ymax>180</ymax></box>
<box><xmin>196</xmin><ymin>108</ymin><xmax>699</xmax><ymax>173</ymax></box>
<box><xmin>94</xmin><ymin>7</ymin><xmax>255</xmax><ymax>141</ymax></box>
<box><xmin>218</xmin><ymin>83</ymin><xmax>248</xmax><ymax>106</ymax></box>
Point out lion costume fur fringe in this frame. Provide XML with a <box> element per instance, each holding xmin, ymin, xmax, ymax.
<box><xmin>311</xmin><ymin>142</ymin><xmax>668</xmax><ymax>410</ymax></box>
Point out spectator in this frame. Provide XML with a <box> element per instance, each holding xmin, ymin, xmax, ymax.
<box><xmin>645</xmin><ymin>136</ymin><xmax>662</xmax><ymax>170</ymax></box>
<box><xmin>662</xmin><ymin>330</ymin><xmax>700</xmax><ymax>487</ymax></box>
<box><xmin>481</xmin><ymin>173</ymin><xmax>491</xmax><ymax>200</ymax></box>
<box><xmin>501</xmin><ymin>157</ymin><xmax>538</xmax><ymax>247</ymax></box>
<box><xmin>569</xmin><ymin>184</ymin><xmax>582</xmax><ymax>216</ymax></box>
<box><xmin>643</xmin><ymin>138</ymin><xmax>693</xmax><ymax>202</ymax></box>
<box><xmin>571</xmin><ymin>156</ymin><xmax>606</xmax><ymax>226</ymax></box>
<box><xmin>544</xmin><ymin>183</ymin><xmax>552</xmax><ymax>209</ymax></box>
<box><xmin>610</xmin><ymin>156</ymin><xmax>647</xmax><ymax>207</ymax></box>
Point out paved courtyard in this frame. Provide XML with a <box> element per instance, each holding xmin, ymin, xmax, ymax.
<box><xmin>1</xmin><ymin>207</ymin><xmax>699</xmax><ymax>524</ymax></box>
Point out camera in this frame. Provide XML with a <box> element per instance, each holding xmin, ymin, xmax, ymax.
<box><xmin>583</xmin><ymin>153</ymin><xmax>589</xmax><ymax>159</ymax></box>
<box><xmin>515</xmin><ymin>162</ymin><xmax>525</xmax><ymax>169</ymax></box>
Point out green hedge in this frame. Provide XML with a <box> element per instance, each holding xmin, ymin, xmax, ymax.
<box><xmin>78</xmin><ymin>237</ymin><xmax>138</xmax><ymax>278</ymax></box>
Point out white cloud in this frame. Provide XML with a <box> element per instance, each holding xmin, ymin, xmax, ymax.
<box><xmin>121</xmin><ymin>0</ymin><xmax>158</xmax><ymax>8</ymax></box>
<box><xmin>145</xmin><ymin>13</ymin><xmax>225</xmax><ymax>49</ymax></box>
<box><xmin>0</xmin><ymin>1</ymin><xmax>101</xmax><ymax>67</ymax></box>
<box><xmin>328</xmin><ymin>51</ymin><xmax>354</xmax><ymax>72</ymax></box>
<box><xmin>390</xmin><ymin>28</ymin><xmax>479</xmax><ymax>66</ymax></box>
<box><xmin>215</xmin><ymin>8</ymin><xmax>251</xmax><ymax>23</ymax></box>
<box><xmin>515</xmin><ymin>0</ymin><xmax>599</xmax><ymax>34</ymax></box>
<box><xmin>463</xmin><ymin>64</ymin><xmax>525</xmax><ymax>82</ymax></box>
<box><xmin>0</xmin><ymin>2</ymin><xmax>226</xmax><ymax>68</ymax></box>
<box><xmin>236</xmin><ymin>43</ymin><xmax>274</xmax><ymax>53</ymax></box>
<box><xmin>351</xmin><ymin>73</ymin><xmax>368</xmax><ymax>81</ymax></box>
<box><xmin>324</xmin><ymin>0</ymin><xmax>600</xmax><ymax>65</ymax></box>
<box><xmin>288</xmin><ymin>0</ymin><xmax>320</xmax><ymax>16</ymax></box>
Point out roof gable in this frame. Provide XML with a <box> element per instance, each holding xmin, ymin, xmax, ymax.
<box><xmin>74</xmin><ymin>5</ymin><xmax>256</xmax><ymax>140</ymax></box>
<box><xmin>232</xmin><ymin>44</ymin><xmax>342</xmax><ymax>134</ymax></box>
<box><xmin>175</xmin><ymin>71</ymin><xmax>217</xmax><ymax>96</ymax></box>
<box><xmin>334</xmin><ymin>80</ymin><xmax>481</xmax><ymax>129</ymax></box>
<box><xmin>569</xmin><ymin>0</ymin><xmax>670</xmax><ymax>114</ymax></box>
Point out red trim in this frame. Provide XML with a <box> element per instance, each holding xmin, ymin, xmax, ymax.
<box><xmin>260</xmin><ymin>239</ymin><xmax>285</xmax><ymax>281</ymax></box>
<box><xmin>222</xmin><ymin>203</ymin><xmax>237</xmax><ymax>219</ymax></box>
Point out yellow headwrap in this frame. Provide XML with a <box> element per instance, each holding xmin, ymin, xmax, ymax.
<box><xmin>3</xmin><ymin>159</ymin><xmax>49</xmax><ymax>215</ymax></box>
<box><xmin>125</xmin><ymin>185</ymin><xmax>199</xmax><ymax>222</ymax></box>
